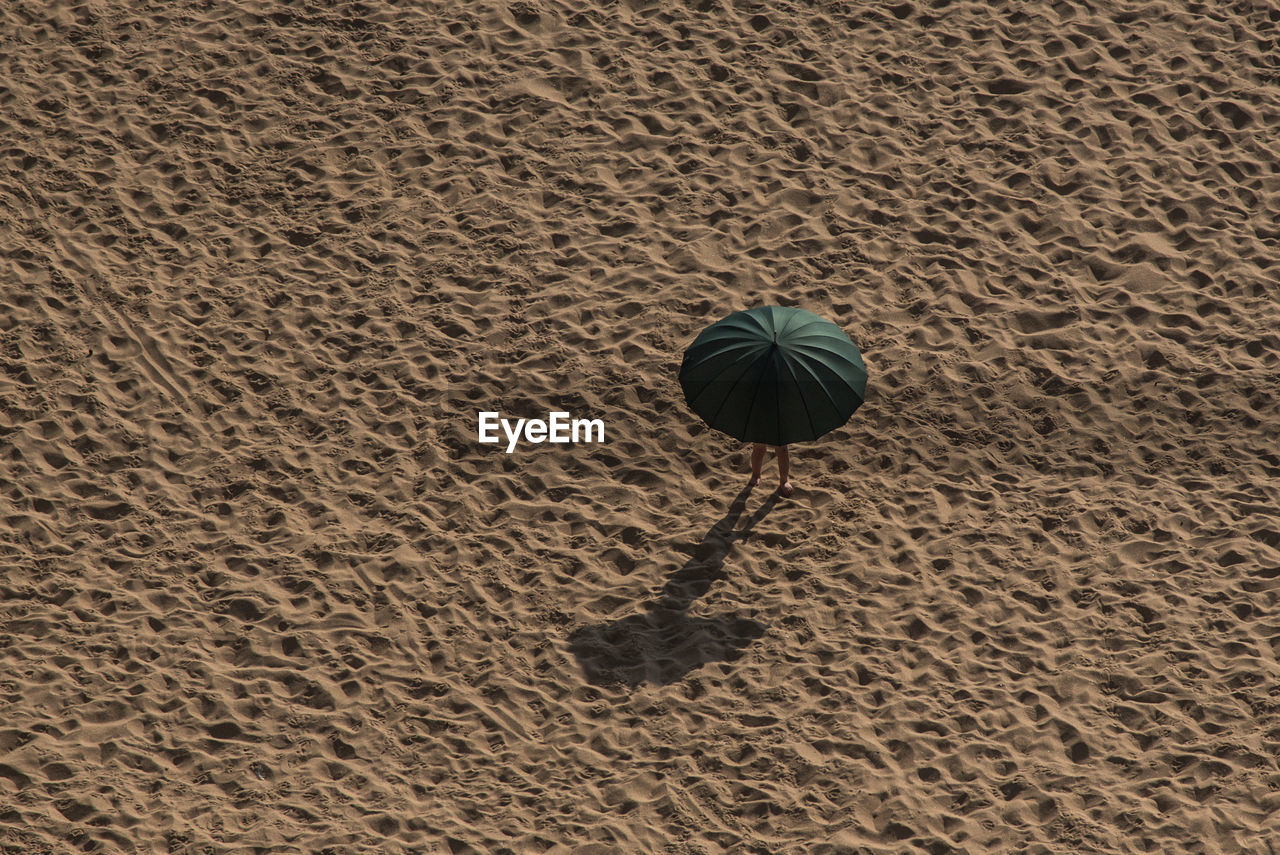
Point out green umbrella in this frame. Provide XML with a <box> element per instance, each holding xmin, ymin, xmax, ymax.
<box><xmin>679</xmin><ymin>305</ymin><xmax>867</xmax><ymax>447</ymax></box>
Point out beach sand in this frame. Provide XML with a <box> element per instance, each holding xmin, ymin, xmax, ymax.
<box><xmin>2</xmin><ymin>0</ymin><xmax>1279</xmax><ymax>852</ymax></box>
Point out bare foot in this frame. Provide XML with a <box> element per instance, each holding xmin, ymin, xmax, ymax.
<box><xmin>747</xmin><ymin>476</ymin><xmax>760</xmax><ymax>488</ymax></box>
<box><xmin>779</xmin><ymin>480</ymin><xmax>794</xmax><ymax>497</ymax></box>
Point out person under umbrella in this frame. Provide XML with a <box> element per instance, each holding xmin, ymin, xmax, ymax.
<box><xmin>679</xmin><ymin>305</ymin><xmax>868</xmax><ymax>497</ymax></box>
<box><xmin>748</xmin><ymin>442</ymin><xmax>793</xmax><ymax>496</ymax></box>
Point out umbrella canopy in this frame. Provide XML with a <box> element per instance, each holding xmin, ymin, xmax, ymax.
<box><xmin>678</xmin><ymin>305</ymin><xmax>867</xmax><ymax>447</ymax></box>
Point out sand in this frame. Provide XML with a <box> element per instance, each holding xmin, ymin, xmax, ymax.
<box><xmin>2</xmin><ymin>0</ymin><xmax>1280</xmax><ymax>852</ymax></box>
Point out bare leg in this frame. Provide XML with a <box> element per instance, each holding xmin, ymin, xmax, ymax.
<box><xmin>748</xmin><ymin>443</ymin><xmax>766</xmax><ymax>487</ymax></box>
<box><xmin>776</xmin><ymin>446</ymin><xmax>793</xmax><ymax>496</ymax></box>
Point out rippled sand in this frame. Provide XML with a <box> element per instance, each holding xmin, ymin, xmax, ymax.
<box><xmin>2</xmin><ymin>0</ymin><xmax>1279</xmax><ymax>852</ymax></box>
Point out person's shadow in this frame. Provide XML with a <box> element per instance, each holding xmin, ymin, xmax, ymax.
<box><xmin>568</xmin><ymin>486</ymin><xmax>778</xmax><ymax>686</ymax></box>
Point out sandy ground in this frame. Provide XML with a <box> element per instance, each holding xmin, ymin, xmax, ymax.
<box><xmin>3</xmin><ymin>0</ymin><xmax>1280</xmax><ymax>852</ymax></box>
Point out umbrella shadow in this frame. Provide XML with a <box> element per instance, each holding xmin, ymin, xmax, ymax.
<box><xmin>568</xmin><ymin>486</ymin><xmax>778</xmax><ymax>686</ymax></box>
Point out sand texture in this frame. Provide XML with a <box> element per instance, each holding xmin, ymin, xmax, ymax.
<box><xmin>3</xmin><ymin>0</ymin><xmax>1280</xmax><ymax>852</ymax></box>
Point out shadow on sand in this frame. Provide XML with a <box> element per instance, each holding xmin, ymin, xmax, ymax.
<box><xmin>568</xmin><ymin>485</ymin><xmax>778</xmax><ymax>686</ymax></box>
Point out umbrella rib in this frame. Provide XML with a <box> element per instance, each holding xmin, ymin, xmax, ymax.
<box><xmin>771</xmin><ymin>346</ymin><xmax>786</xmax><ymax>445</ymax></box>
<box><xmin>788</xmin><ymin>343</ymin><xmax>867</xmax><ymax>398</ymax></box>
<box><xmin>788</xmin><ymin>349</ymin><xmax>847</xmax><ymax>421</ymax></box>
<box><xmin>780</xmin><ymin>350</ymin><xmax>819</xmax><ymax>441</ymax></box>
<box><xmin>705</xmin><ymin>345</ymin><xmax>768</xmax><ymax>433</ymax></box>
<box><xmin>779</xmin><ymin>318</ymin><xmax>829</xmax><ymax>338</ymax></box>
<box><xmin>787</xmin><ymin>328</ymin><xmax>853</xmax><ymax>345</ymax></box>
<box><xmin>740</xmin><ymin>346</ymin><xmax>775</xmax><ymax>443</ymax></box>
<box><xmin>742</xmin><ymin>309</ymin><xmax>773</xmax><ymax>339</ymax></box>
<box><xmin>682</xmin><ymin>340</ymin><xmax>768</xmax><ymax>376</ymax></box>
<box><xmin>772</xmin><ymin>309</ymin><xmax>803</xmax><ymax>339</ymax></box>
